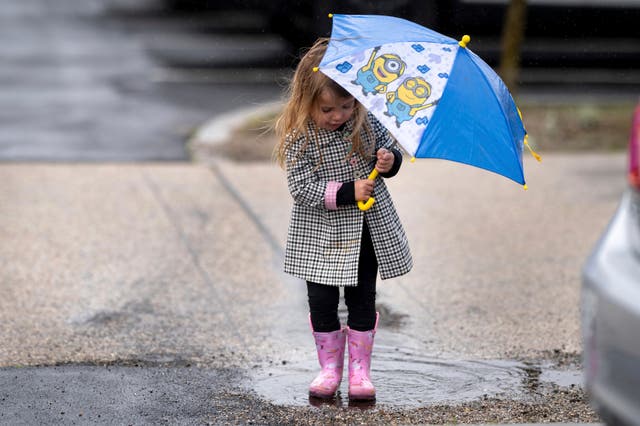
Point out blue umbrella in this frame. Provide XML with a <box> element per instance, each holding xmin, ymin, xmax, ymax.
<box><xmin>316</xmin><ymin>14</ymin><xmax>540</xmax><ymax>210</ymax></box>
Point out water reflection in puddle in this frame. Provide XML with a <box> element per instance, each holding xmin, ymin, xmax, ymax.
<box><xmin>249</xmin><ymin>344</ymin><xmax>582</xmax><ymax>408</ymax></box>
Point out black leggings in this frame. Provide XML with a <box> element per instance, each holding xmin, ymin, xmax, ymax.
<box><xmin>307</xmin><ymin>223</ymin><xmax>378</xmax><ymax>332</ymax></box>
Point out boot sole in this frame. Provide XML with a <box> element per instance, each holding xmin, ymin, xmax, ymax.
<box><xmin>348</xmin><ymin>394</ymin><xmax>376</xmax><ymax>401</ymax></box>
<box><xmin>309</xmin><ymin>391</ymin><xmax>337</xmax><ymax>399</ymax></box>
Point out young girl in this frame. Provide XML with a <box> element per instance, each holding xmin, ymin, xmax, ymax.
<box><xmin>275</xmin><ymin>38</ymin><xmax>413</xmax><ymax>401</ymax></box>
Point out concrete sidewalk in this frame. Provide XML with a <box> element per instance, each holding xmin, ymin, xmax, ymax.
<box><xmin>1</xmin><ymin>154</ymin><xmax>625</xmax><ymax>364</ymax></box>
<box><xmin>213</xmin><ymin>151</ymin><xmax>625</xmax><ymax>360</ymax></box>
<box><xmin>0</xmin><ymin>163</ymin><xmax>305</xmax><ymax>368</ymax></box>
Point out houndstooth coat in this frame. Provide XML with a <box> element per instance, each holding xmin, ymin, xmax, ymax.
<box><xmin>283</xmin><ymin>113</ymin><xmax>413</xmax><ymax>287</ymax></box>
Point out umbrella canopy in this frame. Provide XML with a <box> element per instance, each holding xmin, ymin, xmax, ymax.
<box><xmin>318</xmin><ymin>14</ymin><xmax>537</xmax><ymax>191</ymax></box>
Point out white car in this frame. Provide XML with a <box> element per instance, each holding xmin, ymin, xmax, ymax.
<box><xmin>582</xmin><ymin>104</ymin><xmax>640</xmax><ymax>426</ymax></box>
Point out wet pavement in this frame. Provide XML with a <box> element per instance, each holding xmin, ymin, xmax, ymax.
<box><xmin>251</xmin><ymin>350</ymin><xmax>583</xmax><ymax>408</ymax></box>
<box><xmin>1</xmin><ymin>366</ymin><xmax>238</xmax><ymax>425</ymax></box>
<box><xmin>0</xmin><ymin>0</ymin><xmax>285</xmax><ymax>161</ymax></box>
<box><xmin>0</xmin><ymin>364</ymin><xmax>593</xmax><ymax>425</ymax></box>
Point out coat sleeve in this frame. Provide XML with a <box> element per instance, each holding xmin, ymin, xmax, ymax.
<box><xmin>286</xmin><ymin>135</ymin><xmax>341</xmax><ymax>210</ymax></box>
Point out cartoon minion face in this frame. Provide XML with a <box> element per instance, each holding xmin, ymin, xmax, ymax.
<box><xmin>384</xmin><ymin>76</ymin><xmax>438</xmax><ymax>127</ymax></box>
<box><xmin>352</xmin><ymin>48</ymin><xmax>406</xmax><ymax>96</ymax></box>
<box><xmin>397</xmin><ymin>77</ymin><xmax>431</xmax><ymax>106</ymax></box>
<box><xmin>371</xmin><ymin>54</ymin><xmax>406</xmax><ymax>84</ymax></box>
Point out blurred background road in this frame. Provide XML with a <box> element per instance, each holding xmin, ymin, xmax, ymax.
<box><xmin>0</xmin><ymin>0</ymin><xmax>284</xmax><ymax>161</ymax></box>
<box><xmin>1</xmin><ymin>0</ymin><xmax>638</xmax><ymax>161</ymax></box>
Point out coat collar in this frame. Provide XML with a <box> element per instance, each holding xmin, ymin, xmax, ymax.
<box><xmin>306</xmin><ymin>119</ymin><xmax>355</xmax><ymax>147</ymax></box>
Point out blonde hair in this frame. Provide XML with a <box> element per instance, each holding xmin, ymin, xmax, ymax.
<box><xmin>274</xmin><ymin>38</ymin><xmax>372</xmax><ymax>169</ymax></box>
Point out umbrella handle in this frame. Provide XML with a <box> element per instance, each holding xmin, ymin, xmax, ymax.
<box><xmin>357</xmin><ymin>169</ymin><xmax>379</xmax><ymax>211</ymax></box>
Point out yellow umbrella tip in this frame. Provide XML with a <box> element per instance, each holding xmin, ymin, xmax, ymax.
<box><xmin>328</xmin><ymin>13</ymin><xmax>333</xmax><ymax>18</ymax></box>
<box><xmin>458</xmin><ymin>35</ymin><xmax>471</xmax><ymax>48</ymax></box>
<box><xmin>312</xmin><ymin>67</ymin><xmax>319</xmax><ymax>72</ymax></box>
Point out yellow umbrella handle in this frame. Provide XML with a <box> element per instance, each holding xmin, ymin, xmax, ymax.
<box><xmin>357</xmin><ymin>169</ymin><xmax>379</xmax><ymax>211</ymax></box>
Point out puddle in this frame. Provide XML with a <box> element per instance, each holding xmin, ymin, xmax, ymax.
<box><xmin>249</xmin><ymin>345</ymin><xmax>583</xmax><ymax>408</ymax></box>
<box><xmin>254</xmin><ymin>300</ymin><xmax>583</xmax><ymax>408</ymax></box>
<box><xmin>539</xmin><ymin>365</ymin><xmax>584</xmax><ymax>388</ymax></box>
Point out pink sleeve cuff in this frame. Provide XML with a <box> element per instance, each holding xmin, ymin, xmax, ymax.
<box><xmin>324</xmin><ymin>181</ymin><xmax>343</xmax><ymax>210</ymax></box>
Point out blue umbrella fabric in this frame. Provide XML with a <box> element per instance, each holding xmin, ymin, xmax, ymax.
<box><xmin>318</xmin><ymin>14</ymin><xmax>536</xmax><ymax>190</ymax></box>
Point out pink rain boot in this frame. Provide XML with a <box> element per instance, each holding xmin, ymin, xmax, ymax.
<box><xmin>347</xmin><ymin>312</ymin><xmax>379</xmax><ymax>401</ymax></box>
<box><xmin>309</xmin><ymin>316</ymin><xmax>347</xmax><ymax>399</ymax></box>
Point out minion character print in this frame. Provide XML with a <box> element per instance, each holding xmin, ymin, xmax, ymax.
<box><xmin>384</xmin><ymin>77</ymin><xmax>438</xmax><ymax>127</ymax></box>
<box><xmin>352</xmin><ymin>46</ymin><xmax>406</xmax><ymax>96</ymax></box>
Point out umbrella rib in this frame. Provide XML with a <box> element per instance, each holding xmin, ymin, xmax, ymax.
<box><xmin>463</xmin><ymin>50</ymin><xmax>526</xmax><ymax>183</ymax></box>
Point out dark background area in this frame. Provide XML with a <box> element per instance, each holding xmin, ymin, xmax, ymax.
<box><xmin>160</xmin><ymin>0</ymin><xmax>640</xmax><ymax>70</ymax></box>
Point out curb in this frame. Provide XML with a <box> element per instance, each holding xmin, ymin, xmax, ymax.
<box><xmin>187</xmin><ymin>101</ymin><xmax>282</xmax><ymax>160</ymax></box>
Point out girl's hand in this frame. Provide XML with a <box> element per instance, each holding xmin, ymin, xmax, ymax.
<box><xmin>355</xmin><ymin>179</ymin><xmax>374</xmax><ymax>201</ymax></box>
<box><xmin>375</xmin><ymin>148</ymin><xmax>394</xmax><ymax>173</ymax></box>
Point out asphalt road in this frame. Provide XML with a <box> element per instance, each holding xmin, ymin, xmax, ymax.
<box><xmin>0</xmin><ymin>0</ymin><xmax>285</xmax><ymax>162</ymax></box>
